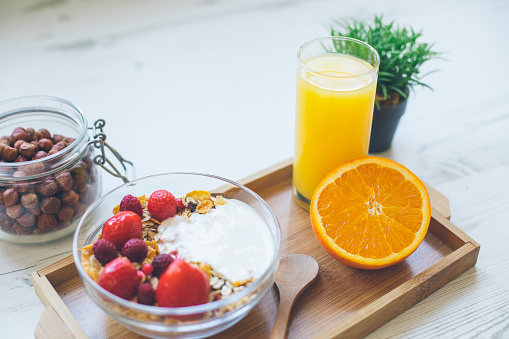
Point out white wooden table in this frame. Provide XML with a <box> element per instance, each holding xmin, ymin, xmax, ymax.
<box><xmin>1</xmin><ymin>0</ymin><xmax>508</xmax><ymax>338</ymax></box>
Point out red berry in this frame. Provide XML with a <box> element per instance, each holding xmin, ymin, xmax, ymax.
<box><xmin>92</xmin><ymin>239</ymin><xmax>117</xmax><ymax>266</ymax></box>
<box><xmin>156</xmin><ymin>259</ymin><xmax>210</xmax><ymax>307</ymax></box>
<box><xmin>121</xmin><ymin>238</ymin><xmax>148</xmax><ymax>262</ymax></box>
<box><xmin>138</xmin><ymin>283</ymin><xmax>156</xmax><ymax>305</ymax></box>
<box><xmin>102</xmin><ymin>211</ymin><xmax>142</xmax><ymax>250</ymax></box>
<box><xmin>137</xmin><ymin>270</ymin><xmax>146</xmax><ymax>281</ymax></box>
<box><xmin>148</xmin><ymin>190</ymin><xmax>177</xmax><ymax>221</ymax></box>
<box><xmin>142</xmin><ymin>264</ymin><xmax>154</xmax><ymax>277</ymax></box>
<box><xmin>176</xmin><ymin>198</ymin><xmax>186</xmax><ymax>213</ymax></box>
<box><xmin>119</xmin><ymin>194</ymin><xmax>143</xmax><ymax>217</ymax></box>
<box><xmin>152</xmin><ymin>253</ymin><xmax>174</xmax><ymax>278</ymax></box>
<box><xmin>98</xmin><ymin>257</ymin><xmax>140</xmax><ymax>300</ymax></box>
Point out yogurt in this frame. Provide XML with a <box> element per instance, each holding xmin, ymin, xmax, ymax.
<box><xmin>157</xmin><ymin>199</ymin><xmax>274</xmax><ymax>282</ymax></box>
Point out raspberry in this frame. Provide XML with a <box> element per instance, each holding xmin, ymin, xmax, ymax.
<box><xmin>98</xmin><ymin>257</ymin><xmax>140</xmax><ymax>300</ymax></box>
<box><xmin>137</xmin><ymin>283</ymin><xmax>156</xmax><ymax>305</ymax></box>
<box><xmin>152</xmin><ymin>253</ymin><xmax>174</xmax><ymax>278</ymax></box>
<box><xmin>121</xmin><ymin>238</ymin><xmax>148</xmax><ymax>263</ymax></box>
<box><xmin>92</xmin><ymin>239</ymin><xmax>117</xmax><ymax>266</ymax></box>
<box><xmin>142</xmin><ymin>263</ymin><xmax>154</xmax><ymax>277</ymax></box>
<box><xmin>176</xmin><ymin>198</ymin><xmax>186</xmax><ymax>213</ymax></box>
<box><xmin>102</xmin><ymin>211</ymin><xmax>143</xmax><ymax>250</ymax></box>
<box><xmin>119</xmin><ymin>194</ymin><xmax>143</xmax><ymax>217</ymax></box>
<box><xmin>148</xmin><ymin>190</ymin><xmax>177</xmax><ymax>221</ymax></box>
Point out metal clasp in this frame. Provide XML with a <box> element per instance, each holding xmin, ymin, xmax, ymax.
<box><xmin>88</xmin><ymin>119</ymin><xmax>135</xmax><ymax>183</ymax></box>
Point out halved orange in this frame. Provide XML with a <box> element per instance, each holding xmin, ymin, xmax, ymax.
<box><xmin>310</xmin><ymin>156</ymin><xmax>431</xmax><ymax>270</ymax></box>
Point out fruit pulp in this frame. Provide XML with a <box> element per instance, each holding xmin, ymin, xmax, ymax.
<box><xmin>293</xmin><ymin>53</ymin><xmax>377</xmax><ymax>208</ymax></box>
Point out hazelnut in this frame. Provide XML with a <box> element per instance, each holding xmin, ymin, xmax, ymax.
<box><xmin>21</xmin><ymin>193</ymin><xmax>39</xmax><ymax>209</ymax></box>
<box><xmin>73</xmin><ymin>202</ymin><xmax>87</xmax><ymax>218</ymax></box>
<box><xmin>61</xmin><ymin>190</ymin><xmax>79</xmax><ymax>206</ymax></box>
<box><xmin>15</xmin><ymin>183</ymin><xmax>30</xmax><ymax>194</ymax></box>
<box><xmin>17</xmin><ymin>213</ymin><xmax>36</xmax><ymax>227</ymax></box>
<box><xmin>13</xmin><ymin>222</ymin><xmax>33</xmax><ymax>235</ymax></box>
<box><xmin>33</xmin><ymin>151</ymin><xmax>48</xmax><ymax>160</ymax></box>
<box><xmin>55</xmin><ymin>172</ymin><xmax>73</xmax><ymax>191</ymax></box>
<box><xmin>0</xmin><ymin>138</ymin><xmax>9</xmax><ymax>146</ymax></box>
<box><xmin>37</xmin><ymin>213</ymin><xmax>57</xmax><ymax>231</ymax></box>
<box><xmin>0</xmin><ymin>212</ymin><xmax>14</xmax><ymax>227</ymax></box>
<box><xmin>14</xmin><ymin>155</ymin><xmax>28</xmax><ymax>163</ymax></box>
<box><xmin>36</xmin><ymin>128</ymin><xmax>51</xmax><ymax>140</ymax></box>
<box><xmin>36</xmin><ymin>179</ymin><xmax>59</xmax><ymax>196</ymax></box>
<box><xmin>57</xmin><ymin>205</ymin><xmax>74</xmax><ymax>221</ymax></box>
<box><xmin>0</xmin><ymin>204</ymin><xmax>5</xmax><ymax>213</ymax></box>
<box><xmin>48</xmin><ymin>141</ymin><xmax>68</xmax><ymax>156</ymax></box>
<box><xmin>72</xmin><ymin>176</ymin><xmax>87</xmax><ymax>193</ymax></box>
<box><xmin>14</xmin><ymin>140</ymin><xmax>26</xmax><ymax>150</ymax></box>
<box><xmin>52</xmin><ymin>134</ymin><xmax>64</xmax><ymax>144</ymax></box>
<box><xmin>40</xmin><ymin>197</ymin><xmax>61</xmax><ymax>214</ymax></box>
<box><xmin>6</xmin><ymin>203</ymin><xmax>24</xmax><ymax>219</ymax></box>
<box><xmin>65</xmin><ymin>137</ymin><xmax>76</xmax><ymax>144</ymax></box>
<box><xmin>80</xmin><ymin>184</ymin><xmax>96</xmax><ymax>205</ymax></box>
<box><xmin>38</xmin><ymin>138</ymin><xmax>53</xmax><ymax>152</ymax></box>
<box><xmin>3</xmin><ymin>188</ymin><xmax>19</xmax><ymax>206</ymax></box>
<box><xmin>83</xmin><ymin>157</ymin><xmax>93</xmax><ymax>170</ymax></box>
<box><xmin>26</xmin><ymin>128</ymin><xmax>36</xmax><ymax>141</ymax></box>
<box><xmin>24</xmin><ymin>162</ymin><xmax>45</xmax><ymax>176</ymax></box>
<box><xmin>19</xmin><ymin>142</ymin><xmax>37</xmax><ymax>158</ymax></box>
<box><xmin>1</xmin><ymin>145</ymin><xmax>18</xmax><ymax>162</ymax></box>
<box><xmin>27</xmin><ymin>206</ymin><xmax>41</xmax><ymax>216</ymax></box>
<box><xmin>11</xmin><ymin>127</ymin><xmax>30</xmax><ymax>142</ymax></box>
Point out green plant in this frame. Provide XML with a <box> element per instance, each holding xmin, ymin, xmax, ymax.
<box><xmin>330</xmin><ymin>15</ymin><xmax>442</xmax><ymax>107</ymax></box>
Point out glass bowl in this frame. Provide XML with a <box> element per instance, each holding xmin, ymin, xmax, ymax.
<box><xmin>73</xmin><ymin>173</ymin><xmax>281</xmax><ymax>338</ymax></box>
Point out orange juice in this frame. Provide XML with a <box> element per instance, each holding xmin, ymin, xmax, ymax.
<box><xmin>293</xmin><ymin>53</ymin><xmax>377</xmax><ymax>206</ymax></box>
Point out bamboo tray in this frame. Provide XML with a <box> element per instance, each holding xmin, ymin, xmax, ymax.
<box><xmin>31</xmin><ymin>159</ymin><xmax>480</xmax><ymax>338</ymax></box>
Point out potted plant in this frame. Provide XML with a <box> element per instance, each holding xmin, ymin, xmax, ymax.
<box><xmin>330</xmin><ymin>15</ymin><xmax>442</xmax><ymax>152</ymax></box>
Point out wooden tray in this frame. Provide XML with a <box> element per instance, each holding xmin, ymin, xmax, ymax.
<box><xmin>31</xmin><ymin>159</ymin><xmax>480</xmax><ymax>338</ymax></box>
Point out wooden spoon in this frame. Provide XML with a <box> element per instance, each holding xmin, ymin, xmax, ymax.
<box><xmin>270</xmin><ymin>254</ymin><xmax>319</xmax><ymax>339</ymax></box>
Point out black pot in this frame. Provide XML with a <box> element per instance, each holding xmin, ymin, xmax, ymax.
<box><xmin>369</xmin><ymin>99</ymin><xmax>407</xmax><ymax>153</ymax></box>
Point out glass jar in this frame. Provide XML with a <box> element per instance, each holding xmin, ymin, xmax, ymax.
<box><xmin>0</xmin><ymin>96</ymin><xmax>132</xmax><ymax>244</ymax></box>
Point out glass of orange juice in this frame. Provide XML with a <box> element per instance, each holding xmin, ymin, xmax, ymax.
<box><xmin>293</xmin><ymin>37</ymin><xmax>380</xmax><ymax>210</ymax></box>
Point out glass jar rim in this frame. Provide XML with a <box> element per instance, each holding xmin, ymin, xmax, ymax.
<box><xmin>297</xmin><ymin>36</ymin><xmax>381</xmax><ymax>79</ymax></box>
<box><xmin>0</xmin><ymin>95</ymin><xmax>89</xmax><ymax>181</ymax></box>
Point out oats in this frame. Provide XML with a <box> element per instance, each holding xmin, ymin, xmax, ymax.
<box><xmin>213</xmin><ymin>279</ymin><xmax>225</xmax><ymax>290</ymax></box>
<box><xmin>150</xmin><ymin>277</ymin><xmax>159</xmax><ymax>290</ymax></box>
<box><xmin>221</xmin><ymin>285</ymin><xmax>232</xmax><ymax>297</ymax></box>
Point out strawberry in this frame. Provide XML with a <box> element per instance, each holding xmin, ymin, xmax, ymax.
<box><xmin>156</xmin><ymin>259</ymin><xmax>210</xmax><ymax>307</ymax></box>
<box><xmin>119</xmin><ymin>194</ymin><xmax>143</xmax><ymax>217</ymax></box>
<box><xmin>102</xmin><ymin>211</ymin><xmax>142</xmax><ymax>250</ymax></box>
<box><xmin>98</xmin><ymin>257</ymin><xmax>140</xmax><ymax>300</ymax></box>
<box><xmin>148</xmin><ymin>190</ymin><xmax>177</xmax><ymax>221</ymax></box>
<box><xmin>176</xmin><ymin>198</ymin><xmax>186</xmax><ymax>213</ymax></box>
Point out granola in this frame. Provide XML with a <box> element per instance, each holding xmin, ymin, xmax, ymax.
<box><xmin>81</xmin><ymin>190</ymin><xmax>261</xmax><ymax>322</ymax></box>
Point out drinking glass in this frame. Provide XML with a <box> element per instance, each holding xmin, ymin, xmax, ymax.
<box><xmin>293</xmin><ymin>37</ymin><xmax>380</xmax><ymax>209</ymax></box>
